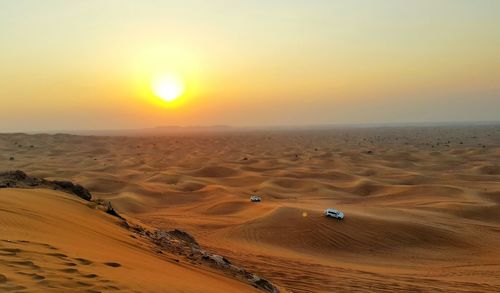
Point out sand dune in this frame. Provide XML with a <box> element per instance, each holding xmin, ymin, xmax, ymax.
<box><xmin>0</xmin><ymin>188</ymin><xmax>261</xmax><ymax>292</ymax></box>
<box><xmin>1</xmin><ymin>125</ymin><xmax>500</xmax><ymax>292</ymax></box>
<box><xmin>222</xmin><ymin>206</ymin><xmax>470</xmax><ymax>255</ymax></box>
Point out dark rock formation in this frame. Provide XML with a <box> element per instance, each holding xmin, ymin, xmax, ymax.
<box><xmin>129</xmin><ymin>226</ymin><xmax>279</xmax><ymax>293</ymax></box>
<box><xmin>105</xmin><ymin>202</ymin><xmax>124</xmax><ymax>220</ymax></box>
<box><xmin>255</xmin><ymin>278</ymin><xmax>276</xmax><ymax>292</ymax></box>
<box><xmin>0</xmin><ymin>170</ymin><xmax>92</xmax><ymax>201</ymax></box>
<box><xmin>168</xmin><ymin>229</ymin><xmax>198</xmax><ymax>246</ymax></box>
<box><xmin>52</xmin><ymin>181</ymin><xmax>92</xmax><ymax>201</ymax></box>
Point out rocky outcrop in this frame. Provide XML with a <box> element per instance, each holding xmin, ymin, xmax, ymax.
<box><xmin>104</xmin><ymin>201</ymin><xmax>125</xmax><ymax>220</ymax></box>
<box><xmin>128</xmin><ymin>225</ymin><xmax>280</xmax><ymax>293</ymax></box>
<box><xmin>0</xmin><ymin>170</ymin><xmax>92</xmax><ymax>201</ymax></box>
<box><xmin>51</xmin><ymin>180</ymin><xmax>92</xmax><ymax>201</ymax></box>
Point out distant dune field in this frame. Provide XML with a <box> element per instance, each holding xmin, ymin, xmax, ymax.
<box><xmin>1</xmin><ymin>125</ymin><xmax>500</xmax><ymax>292</ymax></box>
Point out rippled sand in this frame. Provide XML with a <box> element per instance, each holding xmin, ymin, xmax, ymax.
<box><xmin>2</xmin><ymin>125</ymin><xmax>500</xmax><ymax>292</ymax></box>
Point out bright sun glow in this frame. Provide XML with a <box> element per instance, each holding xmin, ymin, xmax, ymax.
<box><xmin>151</xmin><ymin>75</ymin><xmax>185</xmax><ymax>102</ymax></box>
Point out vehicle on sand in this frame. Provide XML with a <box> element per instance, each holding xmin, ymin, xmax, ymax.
<box><xmin>324</xmin><ymin>208</ymin><xmax>344</xmax><ymax>219</ymax></box>
<box><xmin>250</xmin><ymin>195</ymin><xmax>262</xmax><ymax>202</ymax></box>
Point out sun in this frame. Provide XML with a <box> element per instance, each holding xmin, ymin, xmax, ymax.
<box><xmin>151</xmin><ymin>74</ymin><xmax>184</xmax><ymax>103</ymax></box>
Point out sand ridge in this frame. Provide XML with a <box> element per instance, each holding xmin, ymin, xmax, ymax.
<box><xmin>0</xmin><ymin>188</ymin><xmax>263</xmax><ymax>292</ymax></box>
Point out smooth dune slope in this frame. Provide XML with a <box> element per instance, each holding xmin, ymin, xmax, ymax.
<box><xmin>0</xmin><ymin>188</ymin><xmax>259</xmax><ymax>293</ymax></box>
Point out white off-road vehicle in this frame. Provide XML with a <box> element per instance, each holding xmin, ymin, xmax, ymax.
<box><xmin>324</xmin><ymin>208</ymin><xmax>344</xmax><ymax>219</ymax></box>
<box><xmin>250</xmin><ymin>195</ymin><xmax>262</xmax><ymax>202</ymax></box>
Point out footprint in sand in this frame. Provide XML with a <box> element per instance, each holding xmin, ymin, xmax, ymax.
<box><xmin>31</xmin><ymin>274</ymin><xmax>45</xmax><ymax>280</ymax></box>
<box><xmin>1</xmin><ymin>285</ymin><xmax>26</xmax><ymax>291</ymax></box>
<box><xmin>75</xmin><ymin>258</ymin><xmax>93</xmax><ymax>265</ymax></box>
<box><xmin>0</xmin><ymin>248</ymin><xmax>22</xmax><ymax>256</ymax></box>
<box><xmin>76</xmin><ymin>281</ymin><xmax>92</xmax><ymax>287</ymax></box>
<box><xmin>17</xmin><ymin>272</ymin><xmax>45</xmax><ymax>280</ymax></box>
<box><xmin>103</xmin><ymin>285</ymin><xmax>120</xmax><ymax>290</ymax></box>
<box><xmin>8</xmin><ymin>260</ymin><xmax>40</xmax><ymax>269</ymax></box>
<box><xmin>60</xmin><ymin>268</ymin><xmax>79</xmax><ymax>274</ymax></box>
<box><xmin>83</xmin><ymin>273</ymin><xmax>98</xmax><ymax>279</ymax></box>
<box><xmin>47</xmin><ymin>252</ymin><xmax>68</xmax><ymax>258</ymax></box>
<box><xmin>0</xmin><ymin>239</ymin><xmax>123</xmax><ymax>292</ymax></box>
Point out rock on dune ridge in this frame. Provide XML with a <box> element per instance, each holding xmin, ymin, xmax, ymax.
<box><xmin>0</xmin><ymin>170</ymin><xmax>92</xmax><ymax>201</ymax></box>
<box><xmin>0</xmin><ymin>170</ymin><xmax>279</xmax><ymax>293</ymax></box>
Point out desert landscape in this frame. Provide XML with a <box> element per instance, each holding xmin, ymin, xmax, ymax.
<box><xmin>1</xmin><ymin>125</ymin><xmax>500</xmax><ymax>292</ymax></box>
<box><xmin>2</xmin><ymin>2</ymin><xmax>500</xmax><ymax>291</ymax></box>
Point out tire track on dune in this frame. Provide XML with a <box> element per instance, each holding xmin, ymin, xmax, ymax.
<box><xmin>221</xmin><ymin>204</ymin><xmax>472</xmax><ymax>259</ymax></box>
<box><xmin>208</xmin><ymin>246</ymin><xmax>500</xmax><ymax>293</ymax></box>
<box><xmin>313</xmin><ymin>217</ymin><xmax>369</xmax><ymax>252</ymax></box>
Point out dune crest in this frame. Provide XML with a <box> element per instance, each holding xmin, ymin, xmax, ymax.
<box><xmin>0</xmin><ymin>174</ymin><xmax>279</xmax><ymax>292</ymax></box>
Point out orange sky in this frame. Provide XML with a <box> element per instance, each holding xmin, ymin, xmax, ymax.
<box><xmin>1</xmin><ymin>0</ymin><xmax>499</xmax><ymax>132</ymax></box>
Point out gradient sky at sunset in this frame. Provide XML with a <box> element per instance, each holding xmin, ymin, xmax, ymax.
<box><xmin>1</xmin><ymin>0</ymin><xmax>499</xmax><ymax>132</ymax></box>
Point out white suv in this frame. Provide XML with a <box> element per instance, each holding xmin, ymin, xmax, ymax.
<box><xmin>324</xmin><ymin>208</ymin><xmax>344</xmax><ymax>219</ymax></box>
<box><xmin>250</xmin><ymin>195</ymin><xmax>261</xmax><ymax>202</ymax></box>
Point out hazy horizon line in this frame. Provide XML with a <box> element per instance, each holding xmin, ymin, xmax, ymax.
<box><xmin>2</xmin><ymin>119</ymin><xmax>500</xmax><ymax>136</ymax></box>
